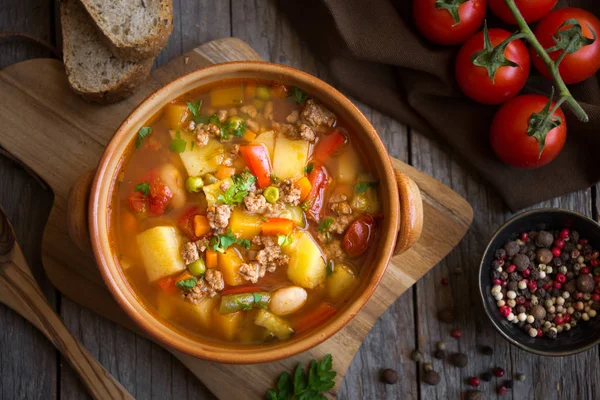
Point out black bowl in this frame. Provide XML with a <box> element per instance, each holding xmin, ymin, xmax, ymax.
<box><xmin>479</xmin><ymin>208</ymin><xmax>600</xmax><ymax>356</ymax></box>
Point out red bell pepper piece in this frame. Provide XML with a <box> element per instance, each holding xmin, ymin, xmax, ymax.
<box><xmin>239</xmin><ymin>144</ymin><xmax>272</xmax><ymax>188</ymax></box>
<box><xmin>304</xmin><ymin>165</ymin><xmax>328</xmax><ymax>222</ymax></box>
<box><xmin>312</xmin><ymin>129</ymin><xmax>345</xmax><ymax>164</ymax></box>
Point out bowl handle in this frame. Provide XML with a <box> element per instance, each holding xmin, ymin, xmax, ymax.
<box><xmin>393</xmin><ymin>169</ymin><xmax>423</xmax><ymax>255</ymax></box>
<box><xmin>66</xmin><ymin>168</ymin><xmax>424</xmax><ymax>256</ymax></box>
<box><xmin>67</xmin><ymin>169</ymin><xmax>96</xmax><ymax>252</ymax></box>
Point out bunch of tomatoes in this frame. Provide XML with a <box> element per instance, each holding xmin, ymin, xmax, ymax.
<box><xmin>413</xmin><ymin>0</ymin><xmax>600</xmax><ymax>168</ymax></box>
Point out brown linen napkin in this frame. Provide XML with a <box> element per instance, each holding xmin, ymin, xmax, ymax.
<box><xmin>277</xmin><ymin>0</ymin><xmax>600</xmax><ymax>211</ymax></box>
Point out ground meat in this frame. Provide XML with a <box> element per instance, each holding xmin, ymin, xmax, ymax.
<box><xmin>324</xmin><ymin>239</ymin><xmax>344</xmax><ymax>261</ymax></box>
<box><xmin>240</xmin><ymin>104</ymin><xmax>258</xmax><ymax>119</ymax></box>
<box><xmin>220</xmin><ymin>180</ymin><xmax>232</xmax><ymax>192</ymax></box>
<box><xmin>182</xmin><ymin>279</ymin><xmax>209</xmax><ymax>304</ymax></box>
<box><xmin>180</xmin><ymin>241</ymin><xmax>199</xmax><ymax>265</ymax></box>
<box><xmin>217</xmin><ymin>109</ymin><xmax>228</xmax><ymax>123</ymax></box>
<box><xmin>330</xmin><ymin>215</ymin><xmax>353</xmax><ymax>234</ymax></box>
<box><xmin>298</xmin><ymin>123</ymin><xmax>316</xmax><ymax>142</ymax></box>
<box><xmin>196</xmin><ymin>131</ymin><xmax>209</xmax><ymax>146</ymax></box>
<box><xmin>256</xmin><ymin>244</ymin><xmax>289</xmax><ymax>272</ymax></box>
<box><xmin>286</xmin><ymin>110</ymin><xmax>299</xmax><ymax>124</ymax></box>
<box><xmin>195</xmin><ymin>237</ymin><xmax>209</xmax><ymax>252</ymax></box>
<box><xmin>244</xmin><ymin>192</ymin><xmax>270</xmax><ymax>213</ymax></box>
<box><xmin>195</xmin><ymin>123</ymin><xmax>220</xmax><ymax>146</ymax></box>
<box><xmin>228</xmin><ymin>108</ymin><xmax>238</xmax><ymax>116</ymax></box>
<box><xmin>187</xmin><ymin>120</ymin><xmax>196</xmax><ymax>131</ymax></box>
<box><xmin>205</xmin><ymin>269</ymin><xmax>225</xmax><ymax>293</ymax></box>
<box><xmin>239</xmin><ymin>261</ymin><xmax>266</xmax><ymax>284</ymax></box>
<box><xmin>279</xmin><ymin>179</ymin><xmax>301</xmax><ymax>205</ymax></box>
<box><xmin>301</xmin><ymin>99</ymin><xmax>336</xmax><ymax>130</ymax></box>
<box><xmin>264</xmin><ymin>101</ymin><xmax>274</xmax><ymax>120</ymax></box>
<box><xmin>207</xmin><ymin>205</ymin><xmax>232</xmax><ymax>234</ymax></box>
<box><xmin>330</xmin><ymin>194</ymin><xmax>352</xmax><ymax>215</ymax></box>
<box><xmin>246</xmin><ymin>119</ymin><xmax>259</xmax><ymax>132</ymax></box>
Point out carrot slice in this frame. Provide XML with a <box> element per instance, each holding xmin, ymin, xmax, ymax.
<box><xmin>221</xmin><ymin>285</ymin><xmax>262</xmax><ymax>296</ymax></box>
<box><xmin>293</xmin><ymin>303</ymin><xmax>337</xmax><ymax>335</ymax></box>
<box><xmin>215</xmin><ymin>166</ymin><xmax>236</xmax><ymax>180</ymax></box>
<box><xmin>205</xmin><ymin>249</ymin><xmax>218</xmax><ymax>269</ymax></box>
<box><xmin>193</xmin><ymin>215</ymin><xmax>211</xmax><ymax>238</ymax></box>
<box><xmin>261</xmin><ymin>217</ymin><xmax>295</xmax><ymax>236</ymax></box>
<box><xmin>296</xmin><ymin>176</ymin><xmax>312</xmax><ymax>202</ymax></box>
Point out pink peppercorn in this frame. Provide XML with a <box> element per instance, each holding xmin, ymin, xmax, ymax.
<box><xmin>559</xmin><ymin>229</ymin><xmax>570</xmax><ymax>239</ymax></box>
<box><xmin>492</xmin><ymin>367</ymin><xmax>505</xmax><ymax>377</ymax></box>
<box><xmin>537</xmin><ymin>329</ymin><xmax>543</xmax><ymax>337</ymax></box>
<box><xmin>506</xmin><ymin>264</ymin><xmax>516</xmax><ymax>273</ymax></box>
<box><xmin>441</xmin><ymin>277</ymin><xmax>449</xmax><ymax>286</ymax></box>
<box><xmin>552</xmin><ymin>247</ymin><xmax>562</xmax><ymax>257</ymax></box>
<box><xmin>580</xmin><ymin>267</ymin><xmax>590</xmax><ymax>275</ymax></box>
<box><xmin>522</xmin><ymin>269</ymin><xmax>531</xmax><ymax>278</ymax></box>
<box><xmin>492</xmin><ymin>279</ymin><xmax>502</xmax><ymax>285</ymax></box>
<box><xmin>554</xmin><ymin>238</ymin><xmax>565</xmax><ymax>249</ymax></box>
<box><xmin>591</xmin><ymin>258</ymin><xmax>600</xmax><ymax>267</ymax></box>
<box><xmin>468</xmin><ymin>377</ymin><xmax>480</xmax><ymax>387</ymax></box>
<box><xmin>498</xmin><ymin>386</ymin><xmax>508</xmax><ymax>396</ymax></box>
<box><xmin>556</xmin><ymin>273</ymin><xmax>567</xmax><ymax>284</ymax></box>
<box><xmin>575</xmin><ymin>292</ymin><xmax>584</xmax><ymax>300</ymax></box>
<box><xmin>527</xmin><ymin>281</ymin><xmax>537</xmax><ymax>291</ymax></box>
<box><xmin>543</xmin><ymin>283</ymin><xmax>552</xmax><ymax>291</ymax></box>
<box><xmin>499</xmin><ymin>306</ymin><xmax>511</xmax><ymax>317</ymax></box>
<box><xmin>579</xmin><ymin>239</ymin><xmax>589</xmax><ymax>245</ymax></box>
<box><xmin>450</xmin><ymin>329</ymin><xmax>462</xmax><ymax>339</ymax></box>
<box><xmin>501</xmin><ymin>280</ymin><xmax>508</xmax><ymax>287</ymax></box>
<box><xmin>524</xmin><ymin>301</ymin><xmax>531</xmax><ymax>308</ymax></box>
<box><xmin>553</xmin><ymin>281</ymin><xmax>562</xmax><ymax>289</ymax></box>
<box><xmin>516</xmin><ymin>296</ymin><xmax>525</xmax><ymax>305</ymax></box>
<box><xmin>564</xmin><ymin>313</ymin><xmax>571</xmax><ymax>322</ymax></box>
<box><xmin>554</xmin><ymin>316</ymin><xmax>564</xmax><ymax>325</ymax></box>
<box><xmin>594</xmin><ymin>276</ymin><xmax>600</xmax><ymax>283</ymax></box>
<box><xmin>592</xmin><ymin>294</ymin><xmax>600</xmax><ymax>302</ymax></box>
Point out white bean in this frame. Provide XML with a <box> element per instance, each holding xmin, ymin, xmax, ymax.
<box><xmin>270</xmin><ymin>286</ymin><xmax>307</xmax><ymax>316</ymax></box>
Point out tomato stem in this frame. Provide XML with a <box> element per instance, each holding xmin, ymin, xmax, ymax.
<box><xmin>503</xmin><ymin>0</ymin><xmax>589</xmax><ymax>123</ymax></box>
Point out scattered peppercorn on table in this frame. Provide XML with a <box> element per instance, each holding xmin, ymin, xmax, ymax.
<box><xmin>1</xmin><ymin>1</ymin><xmax>600</xmax><ymax>400</ymax></box>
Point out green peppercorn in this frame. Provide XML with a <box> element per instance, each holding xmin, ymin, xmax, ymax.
<box><xmin>256</xmin><ymin>86</ymin><xmax>271</xmax><ymax>100</ymax></box>
<box><xmin>263</xmin><ymin>186</ymin><xmax>280</xmax><ymax>204</ymax></box>
<box><xmin>187</xmin><ymin>258</ymin><xmax>206</xmax><ymax>276</ymax></box>
<box><xmin>185</xmin><ymin>176</ymin><xmax>204</xmax><ymax>193</ymax></box>
<box><xmin>436</xmin><ymin>341</ymin><xmax>446</xmax><ymax>350</ymax></box>
<box><xmin>516</xmin><ymin>373</ymin><xmax>526</xmax><ymax>382</ymax></box>
<box><xmin>423</xmin><ymin>363</ymin><xmax>433</xmax><ymax>372</ymax></box>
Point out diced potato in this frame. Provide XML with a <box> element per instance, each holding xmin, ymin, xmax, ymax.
<box><xmin>229</xmin><ymin>208</ymin><xmax>263</xmax><ymax>239</ymax></box>
<box><xmin>189</xmin><ymin>296</ymin><xmax>218</xmax><ymax>329</ymax></box>
<box><xmin>252</xmin><ymin>131</ymin><xmax>275</xmax><ymax>159</ymax></box>
<box><xmin>210</xmin><ymin>86</ymin><xmax>244</xmax><ymax>108</ymax></box>
<box><xmin>326</xmin><ymin>264</ymin><xmax>358</xmax><ymax>300</ymax></box>
<box><xmin>277</xmin><ymin>206</ymin><xmax>306</xmax><ymax>228</ymax></box>
<box><xmin>212</xmin><ymin>308</ymin><xmax>242</xmax><ymax>341</ymax></box>
<box><xmin>136</xmin><ymin>226</ymin><xmax>186</xmax><ymax>282</ymax></box>
<box><xmin>170</xmin><ymin>131</ymin><xmax>225</xmax><ymax>177</ymax></box>
<box><xmin>219</xmin><ymin>248</ymin><xmax>246</xmax><ymax>286</ymax></box>
<box><xmin>164</xmin><ymin>103</ymin><xmax>191</xmax><ymax>130</ymax></box>
<box><xmin>287</xmin><ymin>231</ymin><xmax>326</xmax><ymax>289</ymax></box>
<box><xmin>273</xmin><ymin>137</ymin><xmax>309</xmax><ymax>180</ymax></box>
<box><xmin>156</xmin><ymin>292</ymin><xmax>177</xmax><ymax>319</ymax></box>
<box><xmin>336</xmin><ymin>147</ymin><xmax>361</xmax><ymax>184</ymax></box>
<box><xmin>254</xmin><ymin>309</ymin><xmax>294</xmax><ymax>340</ymax></box>
<box><xmin>203</xmin><ymin>177</ymin><xmax>232</xmax><ymax>207</ymax></box>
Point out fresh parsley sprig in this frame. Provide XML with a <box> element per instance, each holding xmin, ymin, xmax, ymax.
<box><xmin>186</xmin><ymin>100</ymin><xmax>202</xmax><ymax>117</ymax></box>
<box><xmin>134</xmin><ymin>182</ymin><xmax>150</xmax><ymax>196</ymax></box>
<box><xmin>136</xmin><ymin>126</ymin><xmax>152</xmax><ymax>148</ymax></box>
<box><xmin>218</xmin><ymin>170</ymin><xmax>257</xmax><ymax>205</ymax></box>
<box><xmin>290</xmin><ymin>86</ymin><xmax>307</xmax><ymax>105</ymax></box>
<box><xmin>170</xmin><ymin>131</ymin><xmax>187</xmax><ymax>153</ymax></box>
<box><xmin>176</xmin><ymin>276</ymin><xmax>197</xmax><ymax>291</ymax></box>
<box><xmin>210</xmin><ymin>229</ymin><xmax>251</xmax><ymax>253</ymax></box>
<box><xmin>354</xmin><ymin>181</ymin><xmax>378</xmax><ymax>194</ymax></box>
<box><xmin>265</xmin><ymin>354</ymin><xmax>336</xmax><ymax>400</ymax></box>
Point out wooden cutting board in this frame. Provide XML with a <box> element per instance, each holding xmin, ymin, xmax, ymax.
<box><xmin>0</xmin><ymin>38</ymin><xmax>472</xmax><ymax>399</ymax></box>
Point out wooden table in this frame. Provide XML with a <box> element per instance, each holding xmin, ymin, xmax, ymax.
<box><xmin>1</xmin><ymin>1</ymin><xmax>599</xmax><ymax>399</ymax></box>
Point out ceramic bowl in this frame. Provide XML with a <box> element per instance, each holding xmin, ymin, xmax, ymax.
<box><xmin>479</xmin><ymin>208</ymin><xmax>600</xmax><ymax>356</ymax></box>
<box><xmin>88</xmin><ymin>62</ymin><xmax>424</xmax><ymax>363</ymax></box>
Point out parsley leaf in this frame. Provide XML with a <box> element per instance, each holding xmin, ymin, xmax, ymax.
<box><xmin>277</xmin><ymin>234</ymin><xmax>293</xmax><ymax>247</ymax></box>
<box><xmin>317</xmin><ymin>218</ymin><xmax>334</xmax><ymax>233</ymax></box>
<box><xmin>265</xmin><ymin>355</ymin><xmax>336</xmax><ymax>400</ymax></box>
<box><xmin>170</xmin><ymin>131</ymin><xmax>187</xmax><ymax>153</ymax></box>
<box><xmin>236</xmin><ymin>299</ymin><xmax>253</xmax><ymax>311</ymax></box>
<box><xmin>218</xmin><ymin>170</ymin><xmax>257</xmax><ymax>205</ymax></box>
<box><xmin>190</xmin><ymin>141</ymin><xmax>195</xmax><ymax>151</ymax></box>
<box><xmin>186</xmin><ymin>100</ymin><xmax>202</xmax><ymax>117</ymax></box>
<box><xmin>304</xmin><ymin>163</ymin><xmax>314</xmax><ymax>175</ymax></box>
<box><xmin>134</xmin><ymin>182</ymin><xmax>150</xmax><ymax>196</ymax></box>
<box><xmin>326</xmin><ymin>260</ymin><xmax>335</xmax><ymax>277</ymax></box>
<box><xmin>210</xmin><ymin>230</ymin><xmax>238</xmax><ymax>253</ymax></box>
<box><xmin>290</xmin><ymin>86</ymin><xmax>307</xmax><ymax>105</ymax></box>
<box><xmin>238</xmin><ymin>238</ymin><xmax>251</xmax><ymax>249</ymax></box>
<box><xmin>176</xmin><ymin>276</ymin><xmax>197</xmax><ymax>291</ymax></box>
<box><xmin>194</xmin><ymin>115</ymin><xmax>211</xmax><ymax>124</ymax></box>
<box><xmin>136</xmin><ymin>126</ymin><xmax>152</xmax><ymax>149</ymax></box>
<box><xmin>253</xmin><ymin>292</ymin><xmax>263</xmax><ymax>303</ymax></box>
<box><xmin>354</xmin><ymin>181</ymin><xmax>378</xmax><ymax>194</ymax></box>
<box><xmin>300</xmin><ymin>198</ymin><xmax>314</xmax><ymax>211</ymax></box>
<box><xmin>270</xmin><ymin>173</ymin><xmax>280</xmax><ymax>184</ymax></box>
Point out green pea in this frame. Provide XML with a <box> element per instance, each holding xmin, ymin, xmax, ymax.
<box><xmin>226</xmin><ymin>116</ymin><xmax>245</xmax><ymax>136</ymax></box>
<box><xmin>255</xmin><ymin>86</ymin><xmax>271</xmax><ymax>100</ymax></box>
<box><xmin>185</xmin><ymin>176</ymin><xmax>204</xmax><ymax>193</ymax></box>
<box><xmin>263</xmin><ymin>186</ymin><xmax>280</xmax><ymax>204</ymax></box>
<box><xmin>187</xmin><ymin>258</ymin><xmax>206</xmax><ymax>276</ymax></box>
<box><xmin>203</xmin><ymin>173</ymin><xmax>219</xmax><ymax>185</ymax></box>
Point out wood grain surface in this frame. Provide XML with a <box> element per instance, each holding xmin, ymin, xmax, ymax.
<box><xmin>1</xmin><ymin>1</ymin><xmax>599</xmax><ymax>400</ymax></box>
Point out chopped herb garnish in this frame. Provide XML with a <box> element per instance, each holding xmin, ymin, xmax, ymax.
<box><xmin>225</xmin><ymin>117</ymin><xmax>246</xmax><ymax>137</ymax></box>
<box><xmin>300</xmin><ymin>198</ymin><xmax>314</xmax><ymax>211</ymax></box>
<box><xmin>290</xmin><ymin>86</ymin><xmax>307</xmax><ymax>105</ymax></box>
<box><xmin>194</xmin><ymin>115</ymin><xmax>211</xmax><ymax>124</ymax></box>
<box><xmin>236</xmin><ymin>299</ymin><xmax>253</xmax><ymax>311</ymax></box>
<box><xmin>186</xmin><ymin>100</ymin><xmax>202</xmax><ymax>117</ymax></box>
<box><xmin>209</xmin><ymin>230</ymin><xmax>238</xmax><ymax>253</ymax></box>
<box><xmin>218</xmin><ymin>170</ymin><xmax>257</xmax><ymax>205</ymax></box>
<box><xmin>134</xmin><ymin>182</ymin><xmax>150</xmax><ymax>196</ymax></box>
<box><xmin>304</xmin><ymin>163</ymin><xmax>314</xmax><ymax>175</ymax></box>
<box><xmin>326</xmin><ymin>260</ymin><xmax>335</xmax><ymax>277</ymax></box>
<box><xmin>136</xmin><ymin>126</ymin><xmax>152</xmax><ymax>149</ymax></box>
<box><xmin>270</xmin><ymin>173</ymin><xmax>280</xmax><ymax>184</ymax></box>
<box><xmin>190</xmin><ymin>141</ymin><xmax>195</xmax><ymax>151</ymax></box>
<box><xmin>265</xmin><ymin>354</ymin><xmax>336</xmax><ymax>400</ymax></box>
<box><xmin>354</xmin><ymin>181</ymin><xmax>378</xmax><ymax>194</ymax></box>
<box><xmin>253</xmin><ymin>292</ymin><xmax>262</xmax><ymax>303</ymax></box>
<box><xmin>317</xmin><ymin>217</ymin><xmax>334</xmax><ymax>233</ymax></box>
<box><xmin>170</xmin><ymin>131</ymin><xmax>187</xmax><ymax>153</ymax></box>
<box><xmin>238</xmin><ymin>238</ymin><xmax>251</xmax><ymax>249</ymax></box>
<box><xmin>176</xmin><ymin>276</ymin><xmax>197</xmax><ymax>291</ymax></box>
<box><xmin>119</xmin><ymin>253</ymin><xmax>124</xmax><ymax>259</ymax></box>
<box><xmin>277</xmin><ymin>234</ymin><xmax>293</xmax><ymax>247</ymax></box>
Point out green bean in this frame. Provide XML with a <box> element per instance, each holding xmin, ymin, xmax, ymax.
<box><xmin>219</xmin><ymin>292</ymin><xmax>271</xmax><ymax>314</ymax></box>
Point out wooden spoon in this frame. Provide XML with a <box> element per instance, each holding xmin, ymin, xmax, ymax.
<box><xmin>0</xmin><ymin>205</ymin><xmax>133</xmax><ymax>400</ymax></box>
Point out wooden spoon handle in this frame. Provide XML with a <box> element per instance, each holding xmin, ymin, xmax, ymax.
<box><xmin>0</xmin><ymin>261</ymin><xmax>133</xmax><ymax>400</ymax></box>
<box><xmin>393</xmin><ymin>169</ymin><xmax>424</xmax><ymax>255</ymax></box>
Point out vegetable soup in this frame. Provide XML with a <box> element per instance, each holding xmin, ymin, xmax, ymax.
<box><xmin>112</xmin><ymin>79</ymin><xmax>381</xmax><ymax>345</ymax></box>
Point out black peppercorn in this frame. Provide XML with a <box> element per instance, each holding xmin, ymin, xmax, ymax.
<box><xmin>422</xmin><ymin>370</ymin><xmax>440</xmax><ymax>385</ymax></box>
<box><xmin>480</xmin><ymin>345</ymin><xmax>494</xmax><ymax>356</ymax></box>
<box><xmin>381</xmin><ymin>368</ymin><xmax>398</xmax><ymax>384</ymax></box>
<box><xmin>571</xmin><ymin>231</ymin><xmax>580</xmax><ymax>243</ymax></box>
<box><xmin>504</xmin><ymin>241</ymin><xmax>519</xmax><ymax>257</ymax></box>
<box><xmin>504</xmin><ymin>380</ymin><xmax>514</xmax><ymax>389</ymax></box>
<box><xmin>536</xmin><ymin>288</ymin><xmax>546</xmax><ymax>298</ymax></box>
<box><xmin>434</xmin><ymin>349</ymin><xmax>446</xmax><ymax>360</ymax></box>
<box><xmin>547</xmin><ymin>329</ymin><xmax>557</xmax><ymax>339</ymax></box>
<box><xmin>513</xmin><ymin>254</ymin><xmax>530</xmax><ymax>271</ymax></box>
<box><xmin>491</xmin><ymin>270</ymin><xmax>502</xmax><ymax>280</ymax></box>
<box><xmin>437</xmin><ymin>308</ymin><xmax>454</xmax><ymax>323</ymax></box>
<box><xmin>507</xmin><ymin>281</ymin><xmax>518</xmax><ymax>291</ymax></box>
<box><xmin>551</xmin><ymin>288</ymin><xmax>561</xmax><ymax>297</ymax></box>
<box><xmin>561</xmin><ymin>252</ymin><xmax>570</xmax><ymax>261</ymax></box>
<box><xmin>552</xmin><ymin>257</ymin><xmax>563</xmax><ymax>267</ymax></box>
<box><xmin>592</xmin><ymin>302</ymin><xmax>600</xmax><ymax>311</ymax></box>
<box><xmin>523</xmin><ymin>324</ymin><xmax>533</xmax><ymax>332</ymax></box>
<box><xmin>500</xmin><ymin>271</ymin><xmax>509</xmax><ymax>280</ymax></box>
<box><xmin>450</xmin><ymin>352</ymin><xmax>468</xmax><ymax>368</ymax></box>
<box><xmin>481</xmin><ymin>372</ymin><xmax>492</xmax><ymax>382</ymax></box>
<box><xmin>495</xmin><ymin>248</ymin><xmax>507</xmax><ymax>260</ymax></box>
<box><xmin>535</xmin><ymin>231</ymin><xmax>554</xmax><ymax>247</ymax></box>
<box><xmin>466</xmin><ymin>391</ymin><xmax>483</xmax><ymax>400</ymax></box>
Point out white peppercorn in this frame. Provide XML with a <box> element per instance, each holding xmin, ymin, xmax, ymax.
<box><xmin>589</xmin><ymin>309</ymin><xmax>597</xmax><ymax>318</ymax></box>
<box><xmin>526</xmin><ymin>315</ymin><xmax>535</xmax><ymax>324</ymax></box>
<box><xmin>564</xmin><ymin>323</ymin><xmax>571</xmax><ymax>330</ymax></box>
<box><xmin>507</xmin><ymin>313</ymin><xmax>515</xmax><ymax>321</ymax></box>
<box><xmin>497</xmin><ymin>300</ymin><xmax>506</xmax><ymax>307</ymax></box>
<box><xmin>582</xmin><ymin>313</ymin><xmax>590</xmax><ymax>321</ymax></box>
<box><xmin>518</xmin><ymin>281</ymin><xmax>527</xmax><ymax>290</ymax></box>
<box><xmin>548</xmin><ymin>305</ymin><xmax>556</xmax><ymax>314</ymax></box>
<box><xmin>563</xmin><ymin>291</ymin><xmax>570</xmax><ymax>299</ymax></box>
<box><xmin>507</xmin><ymin>299</ymin><xmax>516</xmax><ymax>308</ymax></box>
<box><xmin>495</xmin><ymin>293</ymin><xmax>503</xmax><ymax>301</ymax></box>
<box><xmin>528</xmin><ymin>328</ymin><xmax>538</xmax><ymax>337</ymax></box>
<box><xmin>556</xmin><ymin>297</ymin><xmax>565</xmax><ymax>306</ymax></box>
<box><xmin>546</xmin><ymin>266</ymin><xmax>553</xmax><ymax>274</ymax></box>
<box><xmin>577</xmin><ymin>256</ymin><xmax>585</xmax><ymax>264</ymax></box>
<box><xmin>545</xmin><ymin>299</ymin><xmax>554</xmax><ymax>309</ymax></box>
<box><xmin>568</xmin><ymin>306</ymin><xmax>575</xmax><ymax>314</ymax></box>
<box><xmin>507</xmin><ymin>290</ymin><xmax>517</xmax><ymax>300</ymax></box>
<box><xmin>518</xmin><ymin>313</ymin><xmax>527</xmax><ymax>322</ymax></box>
<box><xmin>539</xmin><ymin>271</ymin><xmax>547</xmax><ymax>279</ymax></box>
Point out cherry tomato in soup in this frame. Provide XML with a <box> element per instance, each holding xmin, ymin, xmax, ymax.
<box><xmin>342</xmin><ymin>215</ymin><xmax>375</xmax><ymax>257</ymax></box>
<box><xmin>490</xmin><ymin>95</ymin><xmax>566</xmax><ymax>169</ymax></box>
<box><xmin>128</xmin><ymin>191</ymin><xmax>146</xmax><ymax>213</ymax></box>
<box><xmin>456</xmin><ymin>28</ymin><xmax>530</xmax><ymax>104</ymax></box>
<box><xmin>489</xmin><ymin>0</ymin><xmax>556</xmax><ymax>24</ymax></box>
<box><xmin>531</xmin><ymin>8</ymin><xmax>600</xmax><ymax>84</ymax></box>
<box><xmin>128</xmin><ymin>170</ymin><xmax>173</xmax><ymax>216</ymax></box>
<box><xmin>413</xmin><ymin>0</ymin><xmax>486</xmax><ymax>45</ymax></box>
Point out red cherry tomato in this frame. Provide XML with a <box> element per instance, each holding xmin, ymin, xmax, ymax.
<box><xmin>342</xmin><ymin>215</ymin><xmax>375</xmax><ymax>257</ymax></box>
<box><xmin>490</xmin><ymin>95</ymin><xmax>567</xmax><ymax>169</ymax></box>
<box><xmin>413</xmin><ymin>0</ymin><xmax>486</xmax><ymax>45</ymax></box>
<box><xmin>531</xmin><ymin>8</ymin><xmax>600</xmax><ymax>84</ymax></box>
<box><xmin>489</xmin><ymin>0</ymin><xmax>557</xmax><ymax>24</ymax></box>
<box><xmin>456</xmin><ymin>28</ymin><xmax>530</xmax><ymax>104</ymax></box>
<box><xmin>177</xmin><ymin>205</ymin><xmax>204</xmax><ymax>240</ymax></box>
<box><xmin>128</xmin><ymin>170</ymin><xmax>173</xmax><ymax>216</ymax></box>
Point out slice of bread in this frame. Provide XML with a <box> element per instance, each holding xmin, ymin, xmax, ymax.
<box><xmin>79</xmin><ymin>0</ymin><xmax>173</xmax><ymax>61</ymax></box>
<box><xmin>61</xmin><ymin>0</ymin><xmax>153</xmax><ymax>104</ymax></box>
